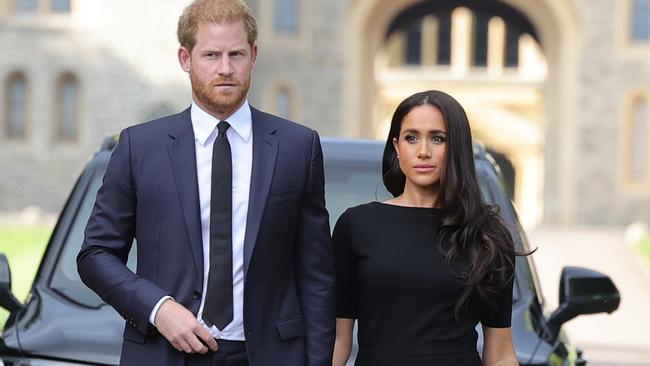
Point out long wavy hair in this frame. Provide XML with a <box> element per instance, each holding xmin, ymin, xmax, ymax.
<box><xmin>382</xmin><ymin>90</ymin><xmax>516</xmax><ymax>316</ymax></box>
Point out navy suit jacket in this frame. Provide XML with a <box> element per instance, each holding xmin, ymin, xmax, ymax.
<box><xmin>77</xmin><ymin>107</ymin><xmax>335</xmax><ymax>366</ymax></box>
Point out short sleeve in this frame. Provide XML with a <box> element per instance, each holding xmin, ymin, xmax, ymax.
<box><xmin>333</xmin><ymin>210</ymin><xmax>357</xmax><ymax>319</ymax></box>
<box><xmin>481</xmin><ymin>259</ymin><xmax>515</xmax><ymax>328</ymax></box>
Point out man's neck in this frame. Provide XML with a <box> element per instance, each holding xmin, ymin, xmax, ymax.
<box><xmin>193</xmin><ymin>98</ymin><xmax>246</xmax><ymax>121</ymax></box>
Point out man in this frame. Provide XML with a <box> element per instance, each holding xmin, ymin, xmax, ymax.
<box><xmin>76</xmin><ymin>1</ymin><xmax>335</xmax><ymax>365</ymax></box>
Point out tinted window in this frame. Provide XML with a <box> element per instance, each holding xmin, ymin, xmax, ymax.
<box><xmin>476</xmin><ymin>159</ymin><xmax>543</xmax><ymax>304</ymax></box>
<box><xmin>50</xmin><ymin>167</ymin><xmax>136</xmax><ymax>308</ymax></box>
<box><xmin>324</xmin><ymin>165</ymin><xmax>391</xmax><ymax>230</ymax></box>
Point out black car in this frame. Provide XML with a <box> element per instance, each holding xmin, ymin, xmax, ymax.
<box><xmin>0</xmin><ymin>137</ymin><xmax>620</xmax><ymax>366</ymax></box>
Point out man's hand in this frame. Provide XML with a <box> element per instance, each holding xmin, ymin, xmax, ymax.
<box><xmin>154</xmin><ymin>299</ymin><xmax>219</xmax><ymax>354</ymax></box>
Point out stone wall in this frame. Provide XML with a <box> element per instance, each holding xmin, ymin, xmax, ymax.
<box><xmin>1</xmin><ymin>0</ymin><xmax>649</xmax><ymax>225</ymax></box>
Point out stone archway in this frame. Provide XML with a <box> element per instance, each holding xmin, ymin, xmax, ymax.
<box><xmin>342</xmin><ymin>0</ymin><xmax>581</xmax><ymax>225</ymax></box>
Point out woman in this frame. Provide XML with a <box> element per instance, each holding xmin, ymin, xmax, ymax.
<box><xmin>332</xmin><ymin>90</ymin><xmax>519</xmax><ymax>366</ymax></box>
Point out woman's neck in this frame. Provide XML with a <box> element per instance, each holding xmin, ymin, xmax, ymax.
<box><xmin>388</xmin><ymin>183</ymin><xmax>439</xmax><ymax>208</ymax></box>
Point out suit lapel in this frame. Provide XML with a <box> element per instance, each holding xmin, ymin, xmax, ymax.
<box><xmin>243</xmin><ymin>108</ymin><xmax>278</xmax><ymax>276</ymax></box>
<box><xmin>167</xmin><ymin>108</ymin><xmax>203</xmax><ymax>280</ymax></box>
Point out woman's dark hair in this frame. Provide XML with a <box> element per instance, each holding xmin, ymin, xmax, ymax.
<box><xmin>382</xmin><ymin>90</ymin><xmax>516</xmax><ymax>316</ymax></box>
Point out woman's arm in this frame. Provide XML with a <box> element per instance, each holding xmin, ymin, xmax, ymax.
<box><xmin>333</xmin><ymin>318</ymin><xmax>355</xmax><ymax>366</ymax></box>
<box><xmin>482</xmin><ymin>326</ymin><xmax>518</xmax><ymax>366</ymax></box>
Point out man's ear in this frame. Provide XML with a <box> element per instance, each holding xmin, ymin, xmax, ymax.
<box><xmin>178</xmin><ymin>47</ymin><xmax>192</xmax><ymax>73</ymax></box>
<box><xmin>250</xmin><ymin>43</ymin><xmax>258</xmax><ymax>68</ymax></box>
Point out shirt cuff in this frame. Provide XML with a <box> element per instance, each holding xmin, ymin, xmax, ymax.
<box><xmin>149</xmin><ymin>295</ymin><xmax>174</xmax><ymax>326</ymax></box>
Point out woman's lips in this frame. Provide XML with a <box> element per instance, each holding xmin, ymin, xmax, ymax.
<box><xmin>414</xmin><ymin>164</ymin><xmax>434</xmax><ymax>172</ymax></box>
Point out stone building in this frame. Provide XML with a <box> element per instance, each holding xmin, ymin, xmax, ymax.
<box><xmin>0</xmin><ymin>0</ymin><xmax>649</xmax><ymax>226</ymax></box>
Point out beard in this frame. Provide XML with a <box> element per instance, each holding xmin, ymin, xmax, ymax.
<box><xmin>191</xmin><ymin>72</ymin><xmax>251</xmax><ymax>117</ymax></box>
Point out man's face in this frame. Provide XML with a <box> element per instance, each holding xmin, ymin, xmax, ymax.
<box><xmin>179</xmin><ymin>20</ymin><xmax>257</xmax><ymax>120</ymax></box>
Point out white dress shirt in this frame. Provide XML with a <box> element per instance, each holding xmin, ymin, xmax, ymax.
<box><xmin>149</xmin><ymin>101</ymin><xmax>252</xmax><ymax>341</ymax></box>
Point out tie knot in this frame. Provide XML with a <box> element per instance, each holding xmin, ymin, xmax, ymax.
<box><xmin>217</xmin><ymin>121</ymin><xmax>230</xmax><ymax>136</ymax></box>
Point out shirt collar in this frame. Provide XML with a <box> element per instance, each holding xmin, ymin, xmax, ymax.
<box><xmin>191</xmin><ymin>100</ymin><xmax>252</xmax><ymax>146</ymax></box>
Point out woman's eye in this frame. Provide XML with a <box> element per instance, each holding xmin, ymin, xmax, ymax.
<box><xmin>432</xmin><ymin>135</ymin><xmax>445</xmax><ymax>144</ymax></box>
<box><xmin>405</xmin><ymin>135</ymin><xmax>417</xmax><ymax>143</ymax></box>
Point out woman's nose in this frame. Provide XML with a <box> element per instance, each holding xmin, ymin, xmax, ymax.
<box><xmin>417</xmin><ymin>144</ymin><xmax>431</xmax><ymax>158</ymax></box>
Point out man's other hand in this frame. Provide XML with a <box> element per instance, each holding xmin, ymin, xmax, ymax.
<box><xmin>155</xmin><ymin>299</ymin><xmax>219</xmax><ymax>354</ymax></box>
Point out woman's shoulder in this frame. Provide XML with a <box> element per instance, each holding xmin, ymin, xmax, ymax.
<box><xmin>345</xmin><ymin>201</ymin><xmax>381</xmax><ymax>213</ymax></box>
<box><xmin>332</xmin><ymin>202</ymin><xmax>380</xmax><ymax>239</ymax></box>
<box><xmin>337</xmin><ymin>202</ymin><xmax>381</xmax><ymax>222</ymax></box>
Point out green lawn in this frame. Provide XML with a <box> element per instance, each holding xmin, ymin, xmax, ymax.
<box><xmin>0</xmin><ymin>225</ymin><xmax>51</xmax><ymax>324</ymax></box>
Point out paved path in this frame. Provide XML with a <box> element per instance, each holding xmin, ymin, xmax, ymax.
<box><xmin>529</xmin><ymin>226</ymin><xmax>650</xmax><ymax>366</ymax></box>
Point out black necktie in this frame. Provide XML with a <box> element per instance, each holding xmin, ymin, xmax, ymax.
<box><xmin>203</xmin><ymin>121</ymin><xmax>233</xmax><ymax>330</ymax></box>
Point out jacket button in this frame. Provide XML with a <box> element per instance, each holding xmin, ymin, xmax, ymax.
<box><xmin>192</xmin><ymin>290</ymin><xmax>201</xmax><ymax>300</ymax></box>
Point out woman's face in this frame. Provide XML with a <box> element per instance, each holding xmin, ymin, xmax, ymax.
<box><xmin>393</xmin><ymin>104</ymin><xmax>447</xmax><ymax>194</ymax></box>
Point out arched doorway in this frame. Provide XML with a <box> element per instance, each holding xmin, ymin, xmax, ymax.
<box><xmin>343</xmin><ymin>0</ymin><xmax>580</xmax><ymax>226</ymax></box>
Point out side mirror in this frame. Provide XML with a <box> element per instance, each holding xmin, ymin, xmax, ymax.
<box><xmin>548</xmin><ymin>266</ymin><xmax>620</xmax><ymax>330</ymax></box>
<box><xmin>0</xmin><ymin>253</ymin><xmax>23</xmax><ymax>313</ymax></box>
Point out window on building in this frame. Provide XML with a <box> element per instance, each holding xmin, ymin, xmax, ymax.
<box><xmin>437</xmin><ymin>11</ymin><xmax>452</xmax><ymax>66</ymax></box>
<box><xmin>275</xmin><ymin>87</ymin><xmax>292</xmax><ymax>119</ymax></box>
<box><xmin>504</xmin><ymin>24</ymin><xmax>521</xmax><ymax>67</ymax></box>
<box><xmin>55</xmin><ymin>74</ymin><xmax>79</xmax><ymax>142</ymax></box>
<box><xmin>15</xmin><ymin>0</ymin><xmax>38</xmax><ymax>13</ymax></box>
<box><xmin>405</xmin><ymin>20</ymin><xmax>423</xmax><ymax>65</ymax></box>
<box><xmin>631</xmin><ymin>0</ymin><xmax>650</xmax><ymax>41</ymax></box>
<box><xmin>4</xmin><ymin>73</ymin><xmax>28</xmax><ymax>140</ymax></box>
<box><xmin>51</xmin><ymin>0</ymin><xmax>71</xmax><ymax>13</ymax></box>
<box><xmin>274</xmin><ymin>0</ymin><xmax>299</xmax><ymax>35</ymax></box>
<box><xmin>384</xmin><ymin>2</ymin><xmax>537</xmax><ymax>69</ymax></box>
<box><xmin>630</xmin><ymin>98</ymin><xmax>648</xmax><ymax>182</ymax></box>
<box><xmin>13</xmin><ymin>0</ymin><xmax>71</xmax><ymax>14</ymax></box>
<box><xmin>473</xmin><ymin>12</ymin><xmax>490</xmax><ymax>67</ymax></box>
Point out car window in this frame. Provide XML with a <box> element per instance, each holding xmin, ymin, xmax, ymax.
<box><xmin>49</xmin><ymin>167</ymin><xmax>137</xmax><ymax>308</ymax></box>
<box><xmin>324</xmin><ymin>165</ymin><xmax>391</xmax><ymax>230</ymax></box>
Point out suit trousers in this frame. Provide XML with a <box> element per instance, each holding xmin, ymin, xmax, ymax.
<box><xmin>185</xmin><ymin>340</ymin><xmax>248</xmax><ymax>366</ymax></box>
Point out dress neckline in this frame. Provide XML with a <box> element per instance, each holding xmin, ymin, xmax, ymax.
<box><xmin>368</xmin><ymin>201</ymin><xmax>442</xmax><ymax>215</ymax></box>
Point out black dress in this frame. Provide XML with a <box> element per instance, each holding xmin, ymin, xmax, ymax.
<box><xmin>333</xmin><ymin>202</ymin><xmax>514</xmax><ymax>366</ymax></box>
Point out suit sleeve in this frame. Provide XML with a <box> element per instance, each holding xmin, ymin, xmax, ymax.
<box><xmin>295</xmin><ymin>130</ymin><xmax>336</xmax><ymax>366</ymax></box>
<box><xmin>77</xmin><ymin>129</ymin><xmax>168</xmax><ymax>335</ymax></box>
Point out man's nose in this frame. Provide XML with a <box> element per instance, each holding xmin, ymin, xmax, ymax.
<box><xmin>217</xmin><ymin>56</ymin><xmax>234</xmax><ymax>76</ymax></box>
